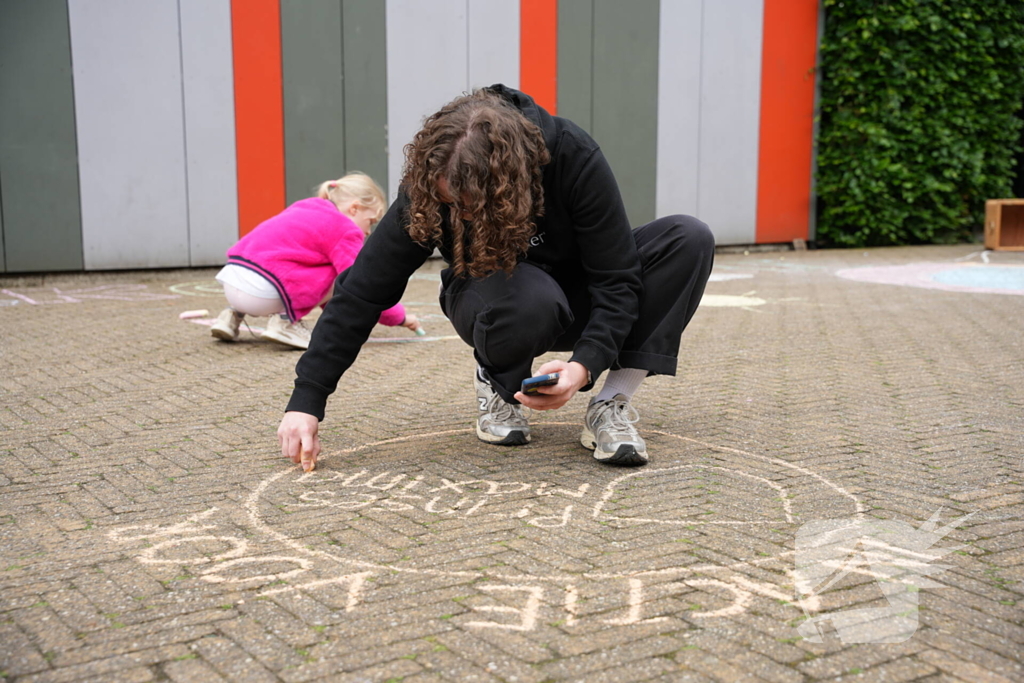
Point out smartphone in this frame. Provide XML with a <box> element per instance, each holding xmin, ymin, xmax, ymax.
<box><xmin>521</xmin><ymin>372</ymin><xmax>560</xmax><ymax>395</ymax></box>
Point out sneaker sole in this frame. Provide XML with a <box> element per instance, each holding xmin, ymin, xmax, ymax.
<box><xmin>259</xmin><ymin>331</ymin><xmax>308</xmax><ymax>349</ymax></box>
<box><xmin>210</xmin><ymin>326</ymin><xmax>237</xmax><ymax>342</ymax></box>
<box><xmin>476</xmin><ymin>424</ymin><xmax>530</xmax><ymax>446</ymax></box>
<box><xmin>580</xmin><ymin>427</ymin><xmax>648</xmax><ymax>467</ymax></box>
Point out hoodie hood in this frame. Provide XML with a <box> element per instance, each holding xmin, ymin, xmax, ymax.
<box><xmin>485</xmin><ymin>83</ymin><xmax>559</xmax><ymax>152</ymax></box>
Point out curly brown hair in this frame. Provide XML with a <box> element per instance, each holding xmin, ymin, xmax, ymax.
<box><xmin>402</xmin><ymin>89</ymin><xmax>550</xmax><ymax>278</ymax></box>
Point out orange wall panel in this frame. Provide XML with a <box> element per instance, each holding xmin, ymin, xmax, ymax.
<box><xmin>520</xmin><ymin>0</ymin><xmax>558</xmax><ymax>114</ymax></box>
<box><xmin>756</xmin><ymin>0</ymin><xmax>819</xmax><ymax>243</ymax></box>
<box><xmin>231</xmin><ymin>0</ymin><xmax>285</xmax><ymax>236</ymax></box>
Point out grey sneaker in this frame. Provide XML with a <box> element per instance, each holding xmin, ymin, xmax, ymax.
<box><xmin>581</xmin><ymin>394</ymin><xmax>648</xmax><ymax>466</ymax></box>
<box><xmin>259</xmin><ymin>315</ymin><xmax>312</xmax><ymax>349</ymax></box>
<box><xmin>210</xmin><ymin>308</ymin><xmax>244</xmax><ymax>341</ymax></box>
<box><xmin>475</xmin><ymin>372</ymin><xmax>530</xmax><ymax>445</ymax></box>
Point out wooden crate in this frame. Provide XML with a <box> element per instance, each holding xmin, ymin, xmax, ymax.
<box><xmin>985</xmin><ymin>199</ymin><xmax>1024</xmax><ymax>251</ymax></box>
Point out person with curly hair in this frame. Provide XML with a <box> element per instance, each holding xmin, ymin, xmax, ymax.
<box><xmin>277</xmin><ymin>85</ymin><xmax>715</xmax><ymax>471</ymax></box>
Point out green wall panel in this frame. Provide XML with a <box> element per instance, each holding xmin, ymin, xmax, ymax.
<box><xmin>557</xmin><ymin>0</ymin><xmax>594</xmax><ymax>134</ymax></box>
<box><xmin>0</xmin><ymin>177</ymin><xmax>5</xmax><ymax>272</ymax></box>
<box><xmin>342</xmin><ymin>0</ymin><xmax>389</xmax><ymax>197</ymax></box>
<box><xmin>281</xmin><ymin>0</ymin><xmax>346</xmax><ymax>204</ymax></box>
<box><xmin>591</xmin><ymin>0</ymin><xmax>659</xmax><ymax>227</ymax></box>
<box><xmin>0</xmin><ymin>0</ymin><xmax>83</xmax><ymax>272</ymax></box>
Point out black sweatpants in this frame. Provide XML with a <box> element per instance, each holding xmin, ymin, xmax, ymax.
<box><xmin>439</xmin><ymin>215</ymin><xmax>715</xmax><ymax>403</ymax></box>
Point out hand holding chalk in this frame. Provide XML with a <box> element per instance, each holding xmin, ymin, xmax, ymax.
<box><xmin>403</xmin><ymin>313</ymin><xmax>425</xmax><ymax>336</ymax></box>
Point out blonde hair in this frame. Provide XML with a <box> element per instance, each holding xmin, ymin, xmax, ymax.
<box><xmin>315</xmin><ymin>171</ymin><xmax>387</xmax><ymax>222</ymax></box>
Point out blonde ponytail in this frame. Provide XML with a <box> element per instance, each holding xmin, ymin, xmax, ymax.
<box><xmin>314</xmin><ymin>171</ymin><xmax>387</xmax><ymax>222</ymax></box>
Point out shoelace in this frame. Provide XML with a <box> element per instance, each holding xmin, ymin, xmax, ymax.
<box><xmin>485</xmin><ymin>392</ymin><xmax>530</xmax><ymax>423</ymax></box>
<box><xmin>594</xmin><ymin>399</ymin><xmax>640</xmax><ymax>432</ymax></box>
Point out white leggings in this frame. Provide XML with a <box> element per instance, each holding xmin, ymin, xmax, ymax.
<box><xmin>221</xmin><ymin>283</ymin><xmax>286</xmax><ymax>317</ymax></box>
<box><xmin>222</xmin><ymin>283</ymin><xmax>333</xmax><ymax>318</ymax></box>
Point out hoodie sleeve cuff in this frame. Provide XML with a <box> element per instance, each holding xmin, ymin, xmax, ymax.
<box><xmin>569</xmin><ymin>343</ymin><xmax>609</xmax><ymax>392</ymax></box>
<box><xmin>285</xmin><ymin>381</ymin><xmax>331</xmax><ymax>421</ymax></box>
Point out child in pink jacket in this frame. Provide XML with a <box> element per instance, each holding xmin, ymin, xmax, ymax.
<box><xmin>210</xmin><ymin>172</ymin><xmax>422</xmax><ymax>349</ymax></box>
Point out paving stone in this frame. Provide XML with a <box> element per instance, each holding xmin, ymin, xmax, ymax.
<box><xmin>162</xmin><ymin>657</ymin><xmax>228</xmax><ymax>682</ymax></box>
<box><xmin>917</xmin><ymin>649</ymin><xmax>1018</xmax><ymax>683</ymax></box>
<box><xmin>191</xmin><ymin>636</ymin><xmax>278</xmax><ymax>683</ymax></box>
<box><xmin>1</xmin><ymin>247</ymin><xmax>1023</xmax><ymax>681</ymax></box>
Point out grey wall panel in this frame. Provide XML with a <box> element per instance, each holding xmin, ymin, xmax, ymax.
<box><xmin>385</xmin><ymin>0</ymin><xmax>468</xmax><ymax>200</ymax></box>
<box><xmin>697</xmin><ymin>0</ymin><xmax>763</xmax><ymax>244</ymax></box>
<box><xmin>655</xmin><ymin>0</ymin><xmax>702</xmax><ymax>221</ymax></box>
<box><xmin>468</xmin><ymin>0</ymin><xmax>519</xmax><ymax>90</ymax></box>
<box><xmin>0</xmin><ymin>0</ymin><xmax>83</xmax><ymax>272</ymax></box>
<box><xmin>557</xmin><ymin>0</ymin><xmax>593</xmax><ymax>133</ymax></box>
<box><xmin>591</xmin><ymin>0</ymin><xmax>660</xmax><ymax>227</ymax></box>
<box><xmin>180</xmin><ymin>0</ymin><xmax>238</xmax><ymax>266</ymax></box>
<box><xmin>282</xmin><ymin>0</ymin><xmax>345</xmax><ymax>205</ymax></box>
<box><xmin>342</xmin><ymin>0</ymin><xmax>389</xmax><ymax>195</ymax></box>
<box><xmin>69</xmin><ymin>0</ymin><xmax>189</xmax><ymax>269</ymax></box>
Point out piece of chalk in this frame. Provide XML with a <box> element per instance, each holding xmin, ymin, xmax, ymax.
<box><xmin>179</xmin><ymin>309</ymin><xmax>209</xmax><ymax>319</ymax></box>
<box><xmin>415</xmin><ymin>327</ymin><xmax>427</xmax><ymax>336</ymax></box>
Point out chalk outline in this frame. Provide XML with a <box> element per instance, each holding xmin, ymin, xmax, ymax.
<box><xmin>184</xmin><ymin>316</ymin><xmax>460</xmax><ymax>344</ymax></box>
<box><xmin>245</xmin><ymin>425</ymin><xmax>865</xmax><ymax>585</ymax></box>
<box><xmin>595</xmin><ymin>464</ymin><xmax>795</xmax><ymax>525</ymax></box>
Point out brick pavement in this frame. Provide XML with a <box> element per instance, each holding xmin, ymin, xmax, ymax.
<box><xmin>1</xmin><ymin>244</ymin><xmax>1022</xmax><ymax>682</ymax></box>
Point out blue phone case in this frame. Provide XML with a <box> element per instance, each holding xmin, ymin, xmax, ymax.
<box><xmin>522</xmin><ymin>373</ymin><xmax>560</xmax><ymax>395</ymax></box>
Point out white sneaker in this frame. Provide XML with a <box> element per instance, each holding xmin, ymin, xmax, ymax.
<box><xmin>210</xmin><ymin>308</ymin><xmax>244</xmax><ymax>341</ymax></box>
<box><xmin>581</xmin><ymin>394</ymin><xmax>648</xmax><ymax>466</ymax></box>
<box><xmin>475</xmin><ymin>372</ymin><xmax>530</xmax><ymax>445</ymax></box>
<box><xmin>259</xmin><ymin>315</ymin><xmax>312</xmax><ymax>349</ymax></box>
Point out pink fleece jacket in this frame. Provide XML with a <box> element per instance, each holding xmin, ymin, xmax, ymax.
<box><xmin>226</xmin><ymin>198</ymin><xmax>406</xmax><ymax>325</ymax></box>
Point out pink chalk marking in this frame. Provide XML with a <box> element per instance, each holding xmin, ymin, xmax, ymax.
<box><xmin>179</xmin><ymin>309</ymin><xmax>210</xmax><ymax>319</ymax></box>
<box><xmin>1</xmin><ymin>284</ymin><xmax>181</xmax><ymax>305</ymax></box>
<box><xmin>1</xmin><ymin>289</ymin><xmax>41</xmax><ymax>305</ymax></box>
<box><xmin>184</xmin><ymin>317</ymin><xmax>457</xmax><ymax>343</ymax></box>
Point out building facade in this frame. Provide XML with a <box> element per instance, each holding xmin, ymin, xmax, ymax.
<box><xmin>0</xmin><ymin>0</ymin><xmax>820</xmax><ymax>272</ymax></box>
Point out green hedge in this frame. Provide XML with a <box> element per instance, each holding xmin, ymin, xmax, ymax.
<box><xmin>816</xmin><ymin>0</ymin><xmax>1024</xmax><ymax>247</ymax></box>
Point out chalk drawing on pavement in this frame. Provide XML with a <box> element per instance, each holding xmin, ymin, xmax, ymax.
<box><xmin>110</xmin><ymin>428</ymin><xmax>863</xmax><ymax>628</ymax></box>
<box><xmin>836</xmin><ymin>262</ymin><xmax>1024</xmax><ymax>295</ymax></box>
<box><xmin>183</xmin><ymin>315</ymin><xmax>459</xmax><ymax>344</ymax></box>
<box><xmin>1</xmin><ymin>284</ymin><xmax>181</xmax><ymax>306</ymax></box>
<box><xmin>168</xmin><ymin>281</ymin><xmax>225</xmax><ymax>296</ymax></box>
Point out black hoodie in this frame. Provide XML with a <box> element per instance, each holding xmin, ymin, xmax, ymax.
<box><xmin>286</xmin><ymin>85</ymin><xmax>642</xmax><ymax>420</ymax></box>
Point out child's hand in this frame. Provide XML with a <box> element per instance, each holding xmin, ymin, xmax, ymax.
<box><xmin>402</xmin><ymin>314</ymin><xmax>425</xmax><ymax>335</ymax></box>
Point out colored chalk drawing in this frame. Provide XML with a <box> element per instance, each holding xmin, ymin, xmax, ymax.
<box><xmin>0</xmin><ymin>284</ymin><xmax>181</xmax><ymax>306</ymax></box>
<box><xmin>836</xmin><ymin>262</ymin><xmax>1024</xmax><ymax>296</ymax></box>
<box><xmin>184</xmin><ymin>315</ymin><xmax>458</xmax><ymax>344</ymax></box>
<box><xmin>168</xmin><ymin>281</ymin><xmax>225</xmax><ymax>296</ymax></box>
<box><xmin>109</xmin><ymin>426</ymin><xmax>877</xmax><ymax>631</ymax></box>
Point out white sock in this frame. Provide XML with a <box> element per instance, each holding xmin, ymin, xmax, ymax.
<box><xmin>592</xmin><ymin>368</ymin><xmax>647</xmax><ymax>404</ymax></box>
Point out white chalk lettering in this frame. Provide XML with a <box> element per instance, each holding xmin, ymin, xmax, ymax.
<box><xmin>466</xmin><ymin>585</ymin><xmax>543</xmax><ymax>631</ymax></box>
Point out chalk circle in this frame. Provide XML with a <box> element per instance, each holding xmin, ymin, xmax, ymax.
<box><xmin>700</xmin><ymin>294</ymin><xmax>767</xmax><ymax>307</ymax></box>
<box><xmin>169</xmin><ymin>281</ymin><xmax>224</xmax><ymax>296</ymax></box>
<box><xmin>247</xmin><ymin>426</ymin><xmax>862</xmax><ymax>585</ymax></box>
<box><xmin>200</xmin><ymin>556</ymin><xmax>312</xmax><ymax>584</ymax></box>
<box><xmin>708</xmin><ymin>273</ymin><xmax>755</xmax><ymax>282</ymax></box>
<box><xmin>138</xmin><ymin>535</ymin><xmax>248</xmax><ymax>565</ymax></box>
